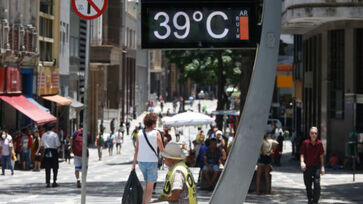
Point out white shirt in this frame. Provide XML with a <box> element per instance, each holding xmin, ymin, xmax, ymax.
<box><xmin>137</xmin><ymin>129</ymin><xmax>158</xmax><ymax>162</ymax></box>
<box><xmin>0</xmin><ymin>135</ymin><xmax>12</xmax><ymax>156</ymax></box>
<box><xmin>116</xmin><ymin>132</ymin><xmax>123</xmax><ymax>143</ymax></box>
<box><xmin>41</xmin><ymin>131</ymin><xmax>61</xmax><ymax>149</ymax></box>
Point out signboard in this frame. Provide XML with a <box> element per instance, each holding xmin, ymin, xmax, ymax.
<box><xmin>72</xmin><ymin>0</ymin><xmax>107</xmax><ymax>20</ymax></box>
<box><xmin>37</xmin><ymin>66</ymin><xmax>59</xmax><ymax>96</ymax></box>
<box><xmin>141</xmin><ymin>0</ymin><xmax>258</xmax><ymax>49</ymax></box>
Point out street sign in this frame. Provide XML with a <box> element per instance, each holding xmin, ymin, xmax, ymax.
<box><xmin>141</xmin><ymin>0</ymin><xmax>258</xmax><ymax>49</ymax></box>
<box><xmin>72</xmin><ymin>0</ymin><xmax>107</xmax><ymax>20</ymax></box>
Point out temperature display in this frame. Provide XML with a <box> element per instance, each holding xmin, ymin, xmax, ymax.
<box><xmin>141</xmin><ymin>1</ymin><xmax>258</xmax><ymax>49</ymax></box>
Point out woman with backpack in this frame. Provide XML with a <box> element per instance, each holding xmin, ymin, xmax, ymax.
<box><xmin>132</xmin><ymin>113</ymin><xmax>164</xmax><ymax>204</ymax></box>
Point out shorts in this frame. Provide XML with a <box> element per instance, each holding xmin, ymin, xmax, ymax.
<box><xmin>107</xmin><ymin>142</ymin><xmax>114</xmax><ymax>149</ymax></box>
<box><xmin>116</xmin><ymin>143</ymin><xmax>122</xmax><ymax>147</ymax></box>
<box><xmin>74</xmin><ymin>156</ymin><xmax>88</xmax><ymax>171</ymax></box>
<box><xmin>20</xmin><ymin>151</ymin><xmax>28</xmax><ymax>162</ymax></box>
<box><xmin>202</xmin><ymin>164</ymin><xmax>220</xmax><ymax>172</ymax></box>
<box><xmin>35</xmin><ymin>155</ymin><xmax>41</xmax><ymax>162</ymax></box>
<box><xmin>258</xmin><ymin>155</ymin><xmax>272</xmax><ymax>166</ymax></box>
<box><xmin>138</xmin><ymin>161</ymin><xmax>158</xmax><ymax>183</ymax></box>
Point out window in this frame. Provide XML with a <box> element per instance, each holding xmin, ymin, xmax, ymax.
<box><xmin>40</xmin><ymin>0</ymin><xmax>53</xmax><ymax>15</ymax></box>
<box><xmin>39</xmin><ymin>17</ymin><xmax>53</xmax><ymax>38</ymax></box>
<box><xmin>328</xmin><ymin>30</ymin><xmax>345</xmax><ymax>119</ymax></box>
<box><xmin>40</xmin><ymin>41</ymin><xmax>52</xmax><ymax>61</ymax></box>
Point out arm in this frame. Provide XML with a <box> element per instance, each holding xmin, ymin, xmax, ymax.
<box><xmin>69</xmin><ymin>137</ymin><xmax>73</xmax><ymax>150</ymax></box>
<box><xmin>36</xmin><ymin>138</ymin><xmax>41</xmax><ymax>154</ymax></box>
<box><xmin>166</xmin><ymin>190</ymin><xmax>183</xmax><ymax>202</ymax></box>
<box><xmin>156</xmin><ymin>131</ymin><xmax>164</xmax><ymax>152</ymax></box>
<box><xmin>132</xmin><ymin>136</ymin><xmax>139</xmax><ymax>170</ymax></box>
<box><xmin>300</xmin><ymin>154</ymin><xmax>306</xmax><ymax>171</ymax></box>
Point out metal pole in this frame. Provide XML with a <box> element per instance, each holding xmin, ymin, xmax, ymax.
<box><xmin>210</xmin><ymin>0</ymin><xmax>281</xmax><ymax>203</ymax></box>
<box><xmin>81</xmin><ymin>19</ymin><xmax>91</xmax><ymax>204</ymax></box>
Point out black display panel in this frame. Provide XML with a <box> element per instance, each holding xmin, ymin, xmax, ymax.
<box><xmin>141</xmin><ymin>0</ymin><xmax>258</xmax><ymax>49</ymax></box>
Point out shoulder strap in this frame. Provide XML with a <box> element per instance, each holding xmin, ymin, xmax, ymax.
<box><xmin>142</xmin><ymin>129</ymin><xmax>158</xmax><ymax>158</ymax></box>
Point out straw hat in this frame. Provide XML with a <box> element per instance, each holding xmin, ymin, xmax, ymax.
<box><xmin>161</xmin><ymin>142</ymin><xmax>186</xmax><ymax>160</ymax></box>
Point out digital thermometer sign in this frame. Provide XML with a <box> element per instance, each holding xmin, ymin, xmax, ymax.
<box><xmin>141</xmin><ymin>0</ymin><xmax>258</xmax><ymax>49</ymax></box>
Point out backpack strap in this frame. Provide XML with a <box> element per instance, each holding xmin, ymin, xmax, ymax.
<box><xmin>142</xmin><ymin>129</ymin><xmax>158</xmax><ymax>159</ymax></box>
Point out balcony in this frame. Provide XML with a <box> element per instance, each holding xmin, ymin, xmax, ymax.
<box><xmin>281</xmin><ymin>0</ymin><xmax>363</xmax><ymax>34</ymax></box>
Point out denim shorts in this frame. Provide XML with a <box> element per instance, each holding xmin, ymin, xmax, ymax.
<box><xmin>138</xmin><ymin>162</ymin><xmax>158</xmax><ymax>183</ymax></box>
<box><xmin>202</xmin><ymin>164</ymin><xmax>220</xmax><ymax>172</ymax></box>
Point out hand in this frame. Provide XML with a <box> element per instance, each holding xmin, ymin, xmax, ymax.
<box><xmin>300</xmin><ymin>162</ymin><xmax>306</xmax><ymax>172</ymax></box>
<box><xmin>321</xmin><ymin>166</ymin><xmax>325</xmax><ymax>175</ymax></box>
<box><xmin>132</xmin><ymin>163</ymin><xmax>136</xmax><ymax>171</ymax></box>
<box><xmin>68</xmin><ymin>146</ymin><xmax>71</xmax><ymax>150</ymax></box>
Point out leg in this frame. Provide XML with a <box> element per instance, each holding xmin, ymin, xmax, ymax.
<box><xmin>45</xmin><ymin>167</ymin><xmax>51</xmax><ymax>185</ymax></box>
<box><xmin>1</xmin><ymin>155</ymin><xmax>6</xmax><ymax>174</ymax></box>
<box><xmin>303</xmin><ymin>167</ymin><xmax>313</xmax><ymax>203</ymax></box>
<box><xmin>143</xmin><ymin>182</ymin><xmax>155</xmax><ymax>204</ymax></box>
<box><xmin>202</xmin><ymin>166</ymin><xmax>212</xmax><ymax>186</ymax></box>
<box><xmin>6</xmin><ymin>155</ymin><xmax>14</xmax><ymax>172</ymax></box>
<box><xmin>255</xmin><ymin>165</ymin><xmax>263</xmax><ymax>194</ymax></box>
<box><xmin>53</xmin><ymin>168</ymin><xmax>58</xmax><ymax>183</ymax></box>
<box><xmin>312</xmin><ymin>167</ymin><xmax>321</xmax><ymax>203</ymax></box>
<box><xmin>264</xmin><ymin>165</ymin><xmax>272</xmax><ymax>194</ymax></box>
<box><xmin>211</xmin><ymin>170</ymin><xmax>220</xmax><ymax>186</ymax></box>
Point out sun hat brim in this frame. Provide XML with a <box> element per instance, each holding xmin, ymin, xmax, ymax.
<box><xmin>161</xmin><ymin>151</ymin><xmax>186</xmax><ymax>160</ymax></box>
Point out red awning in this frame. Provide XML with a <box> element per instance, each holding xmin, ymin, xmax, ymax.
<box><xmin>0</xmin><ymin>95</ymin><xmax>57</xmax><ymax>125</ymax></box>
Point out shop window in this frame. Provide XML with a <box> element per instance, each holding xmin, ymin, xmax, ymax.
<box><xmin>328</xmin><ymin>30</ymin><xmax>345</xmax><ymax>119</ymax></box>
<box><xmin>357</xmin><ymin>29</ymin><xmax>363</xmax><ymax>94</ymax></box>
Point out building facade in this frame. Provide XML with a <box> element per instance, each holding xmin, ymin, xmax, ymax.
<box><xmin>282</xmin><ymin>0</ymin><xmax>363</xmax><ymax>159</ymax></box>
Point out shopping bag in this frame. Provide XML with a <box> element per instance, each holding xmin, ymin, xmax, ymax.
<box><xmin>121</xmin><ymin>170</ymin><xmax>143</xmax><ymax>204</ymax></box>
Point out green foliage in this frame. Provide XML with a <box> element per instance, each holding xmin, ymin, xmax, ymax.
<box><xmin>164</xmin><ymin>50</ymin><xmax>243</xmax><ymax>88</ymax></box>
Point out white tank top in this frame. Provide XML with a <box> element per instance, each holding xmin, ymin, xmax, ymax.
<box><xmin>137</xmin><ymin>129</ymin><xmax>158</xmax><ymax>162</ymax></box>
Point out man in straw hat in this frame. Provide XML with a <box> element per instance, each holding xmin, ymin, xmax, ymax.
<box><xmin>156</xmin><ymin>142</ymin><xmax>197</xmax><ymax>204</ymax></box>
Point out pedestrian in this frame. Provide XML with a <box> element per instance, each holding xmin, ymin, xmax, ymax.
<box><xmin>131</xmin><ymin>126</ymin><xmax>138</xmax><ymax>148</ymax></box>
<box><xmin>275</xmin><ymin>129</ymin><xmax>284</xmax><ymax>166</ymax></box>
<box><xmin>95</xmin><ymin>132</ymin><xmax>103</xmax><ymax>161</ymax></box>
<box><xmin>179</xmin><ymin>96</ymin><xmax>184</xmax><ymax>113</ymax></box>
<box><xmin>107</xmin><ymin>131</ymin><xmax>115</xmax><ymax>156</ymax></box>
<box><xmin>120</xmin><ymin>121</ymin><xmax>125</xmax><ymax>137</ymax></box>
<box><xmin>116</xmin><ymin>129</ymin><xmax>123</xmax><ymax>154</ymax></box>
<box><xmin>110</xmin><ymin>118</ymin><xmax>115</xmax><ymax>133</ymax></box>
<box><xmin>156</xmin><ymin>142</ymin><xmax>197</xmax><ymax>204</ymax></box>
<box><xmin>99</xmin><ymin>120</ymin><xmax>105</xmax><ymax>135</ymax></box>
<box><xmin>138</xmin><ymin>122</ymin><xmax>144</xmax><ymax>130</ymax></box>
<box><xmin>64</xmin><ymin>136</ymin><xmax>71</xmax><ymax>164</ymax></box>
<box><xmin>41</xmin><ymin>123</ymin><xmax>61</xmax><ymax>187</ymax></box>
<box><xmin>160</xmin><ymin>99</ymin><xmax>164</xmax><ymax>113</ymax></box>
<box><xmin>126</xmin><ymin>118</ymin><xmax>131</xmax><ymax>135</ymax></box>
<box><xmin>173</xmin><ymin>99</ymin><xmax>178</xmax><ymax>113</ymax></box>
<box><xmin>132</xmin><ymin>113</ymin><xmax>164</xmax><ymax>204</ymax></box>
<box><xmin>32</xmin><ymin>129</ymin><xmax>42</xmax><ymax>171</ymax></box>
<box><xmin>189</xmin><ymin>95</ymin><xmax>194</xmax><ymax>107</ymax></box>
<box><xmin>227</xmin><ymin>129</ymin><xmax>235</xmax><ymax>154</ymax></box>
<box><xmin>69</xmin><ymin>128</ymin><xmax>88</xmax><ymax>188</ymax></box>
<box><xmin>202</xmin><ymin>138</ymin><xmax>223</xmax><ymax>191</ymax></box>
<box><xmin>166</xmin><ymin>108</ymin><xmax>171</xmax><ymax>116</ymax></box>
<box><xmin>300</xmin><ymin>127</ymin><xmax>325</xmax><ymax>204</ymax></box>
<box><xmin>20</xmin><ymin>128</ymin><xmax>32</xmax><ymax>170</ymax></box>
<box><xmin>254</xmin><ymin>131</ymin><xmax>278</xmax><ymax>195</ymax></box>
<box><xmin>0</xmin><ymin>130</ymin><xmax>14</xmax><ymax>175</ymax></box>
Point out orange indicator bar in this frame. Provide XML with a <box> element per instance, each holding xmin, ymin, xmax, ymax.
<box><xmin>239</xmin><ymin>16</ymin><xmax>249</xmax><ymax>40</ymax></box>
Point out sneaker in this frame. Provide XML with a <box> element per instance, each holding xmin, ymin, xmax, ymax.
<box><xmin>77</xmin><ymin>180</ymin><xmax>81</xmax><ymax>188</ymax></box>
<box><xmin>11</xmin><ymin>171</ymin><xmax>14</xmax><ymax>175</ymax></box>
<box><xmin>52</xmin><ymin>183</ymin><xmax>59</xmax><ymax>187</ymax></box>
<box><xmin>1</xmin><ymin>172</ymin><xmax>4</xmax><ymax>176</ymax></box>
<box><xmin>46</xmin><ymin>183</ymin><xmax>51</xmax><ymax>188</ymax></box>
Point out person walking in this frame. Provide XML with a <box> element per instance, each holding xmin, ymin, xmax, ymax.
<box><xmin>116</xmin><ymin>129</ymin><xmax>123</xmax><ymax>154</ymax></box>
<box><xmin>126</xmin><ymin>118</ymin><xmax>131</xmax><ymax>136</ymax></box>
<box><xmin>300</xmin><ymin>127</ymin><xmax>325</xmax><ymax>204</ymax></box>
<box><xmin>107</xmin><ymin>131</ymin><xmax>115</xmax><ymax>156</ymax></box>
<box><xmin>110</xmin><ymin>118</ymin><xmax>116</xmax><ymax>133</ymax></box>
<box><xmin>0</xmin><ymin>130</ymin><xmax>14</xmax><ymax>175</ymax></box>
<box><xmin>131</xmin><ymin>126</ymin><xmax>138</xmax><ymax>148</ymax></box>
<box><xmin>20</xmin><ymin>128</ymin><xmax>32</xmax><ymax>170</ymax></box>
<box><xmin>132</xmin><ymin>113</ymin><xmax>164</xmax><ymax>204</ymax></box>
<box><xmin>95</xmin><ymin>132</ymin><xmax>103</xmax><ymax>161</ymax></box>
<box><xmin>41</xmin><ymin>123</ymin><xmax>61</xmax><ymax>187</ymax></box>
<box><xmin>69</xmin><ymin>128</ymin><xmax>88</xmax><ymax>188</ymax></box>
<box><xmin>32</xmin><ymin>129</ymin><xmax>42</xmax><ymax>171</ymax></box>
<box><xmin>157</xmin><ymin>142</ymin><xmax>197</xmax><ymax>204</ymax></box>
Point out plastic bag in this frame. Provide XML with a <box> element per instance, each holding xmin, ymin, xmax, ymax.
<box><xmin>122</xmin><ymin>170</ymin><xmax>143</xmax><ymax>204</ymax></box>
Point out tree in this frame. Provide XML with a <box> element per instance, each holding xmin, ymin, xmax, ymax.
<box><xmin>165</xmin><ymin>49</ymin><xmax>248</xmax><ymax>129</ymax></box>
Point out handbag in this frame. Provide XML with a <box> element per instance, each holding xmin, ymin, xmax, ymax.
<box><xmin>142</xmin><ymin>129</ymin><xmax>163</xmax><ymax>168</ymax></box>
